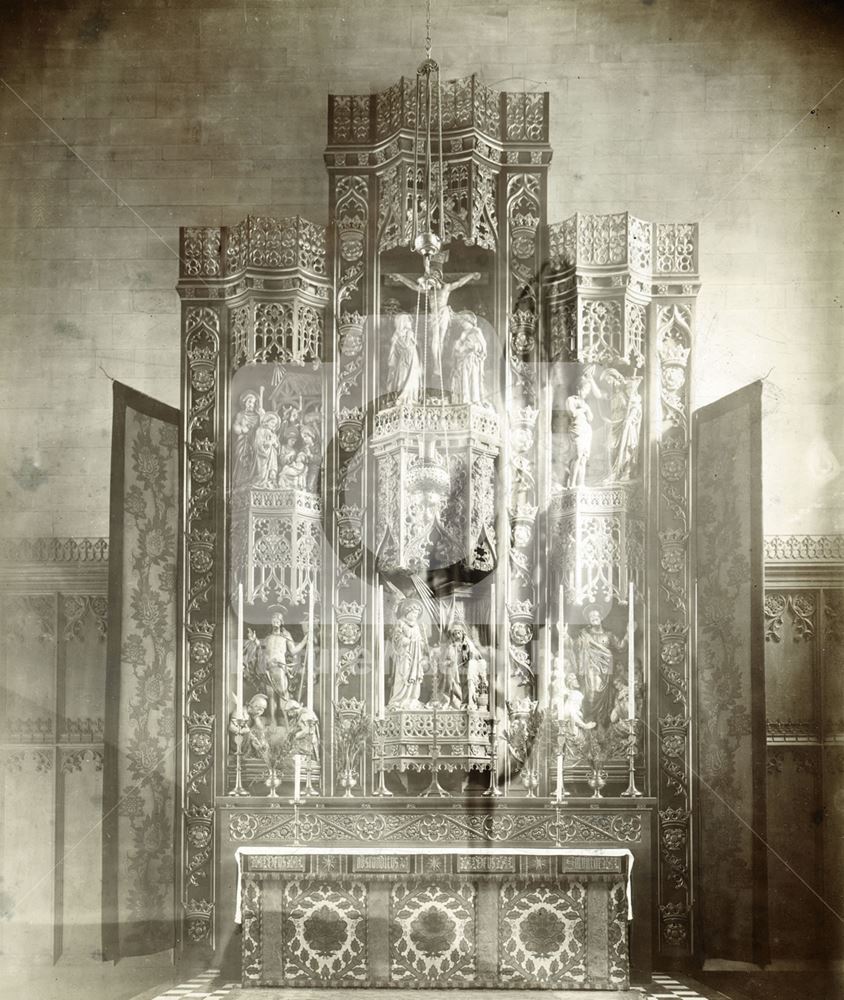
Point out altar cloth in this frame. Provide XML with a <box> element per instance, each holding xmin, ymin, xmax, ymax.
<box><xmin>235</xmin><ymin>846</ymin><xmax>633</xmax><ymax>990</ymax></box>
<box><xmin>234</xmin><ymin>845</ymin><xmax>635</xmax><ymax>923</ymax></box>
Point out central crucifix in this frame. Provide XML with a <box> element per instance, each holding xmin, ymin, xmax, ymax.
<box><xmin>386</xmin><ymin>269</ymin><xmax>482</xmax><ymax>386</ymax></box>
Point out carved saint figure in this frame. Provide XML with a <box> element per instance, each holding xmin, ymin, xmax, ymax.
<box><xmin>610</xmin><ymin>679</ymin><xmax>632</xmax><ymax>725</ymax></box>
<box><xmin>561</xmin><ymin>672</ymin><xmax>597</xmax><ymax>733</ymax></box>
<box><xmin>450</xmin><ymin>312</ymin><xmax>487</xmax><ymax>405</ymax></box>
<box><xmin>607</xmin><ymin>375</ymin><xmax>643</xmax><ymax>482</ymax></box>
<box><xmin>253</xmin><ymin>410</ymin><xmax>281</xmax><ymax>487</ymax></box>
<box><xmin>277</xmin><ymin>427</ymin><xmax>308</xmax><ymax>489</ymax></box>
<box><xmin>386</xmin><ymin>312</ymin><xmax>422</xmax><ymax>403</ymax></box>
<box><xmin>389</xmin><ymin>270</ymin><xmax>481</xmax><ymax>370</ymax></box>
<box><xmin>232</xmin><ymin>390</ymin><xmax>260</xmax><ymax>486</ymax></box>
<box><xmin>245</xmin><ymin>611</ymin><xmax>308</xmax><ymax>725</ymax></box>
<box><xmin>387</xmin><ymin>598</ymin><xmax>429</xmax><ymax>710</ymax></box>
<box><xmin>291</xmin><ymin>705</ymin><xmax>321</xmax><ymax>763</ymax></box>
<box><xmin>448</xmin><ymin>623</ymin><xmax>489</xmax><ymax>711</ymax></box>
<box><xmin>575</xmin><ymin>607</ymin><xmax>623</xmax><ymax>725</ymax></box>
<box><xmin>565</xmin><ymin>376</ymin><xmax>594</xmax><ymax>488</ymax></box>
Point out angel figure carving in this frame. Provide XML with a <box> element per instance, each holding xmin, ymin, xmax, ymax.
<box><xmin>387</xmin><ymin>597</ymin><xmax>429</xmax><ymax>709</ymax></box>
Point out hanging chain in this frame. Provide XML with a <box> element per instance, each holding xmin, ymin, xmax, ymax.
<box><xmin>425</xmin><ymin>0</ymin><xmax>433</xmax><ymax>59</ymax></box>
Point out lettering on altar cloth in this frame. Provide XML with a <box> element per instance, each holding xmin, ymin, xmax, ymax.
<box><xmin>560</xmin><ymin>855</ymin><xmax>623</xmax><ymax>873</ymax></box>
<box><xmin>351</xmin><ymin>854</ymin><xmax>411</xmax><ymax>873</ymax></box>
<box><xmin>457</xmin><ymin>854</ymin><xmax>516</xmax><ymax>873</ymax></box>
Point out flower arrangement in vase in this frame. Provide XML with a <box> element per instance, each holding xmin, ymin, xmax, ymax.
<box><xmin>333</xmin><ymin>699</ymin><xmax>372</xmax><ymax>797</ymax></box>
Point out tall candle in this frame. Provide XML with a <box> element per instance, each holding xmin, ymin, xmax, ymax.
<box><xmin>489</xmin><ymin>584</ymin><xmax>496</xmax><ymax>717</ymax></box>
<box><xmin>557</xmin><ymin>584</ymin><xmax>565</xmax><ymax>720</ymax></box>
<box><xmin>236</xmin><ymin>583</ymin><xmax>244</xmax><ymax>714</ymax></box>
<box><xmin>378</xmin><ymin>585</ymin><xmax>385</xmax><ymax>719</ymax></box>
<box><xmin>293</xmin><ymin>755</ymin><xmax>302</xmax><ymax>802</ymax></box>
<box><xmin>556</xmin><ymin>754</ymin><xmax>563</xmax><ymax>800</ymax></box>
<box><xmin>627</xmin><ymin>581</ymin><xmax>635</xmax><ymax>720</ymax></box>
<box><xmin>503</xmin><ymin>600</ymin><xmax>511</xmax><ymax>708</ymax></box>
<box><xmin>306</xmin><ymin>583</ymin><xmax>315</xmax><ymax>711</ymax></box>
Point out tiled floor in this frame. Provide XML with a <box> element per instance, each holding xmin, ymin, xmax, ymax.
<box><xmin>143</xmin><ymin>970</ymin><xmax>713</xmax><ymax>1000</ymax></box>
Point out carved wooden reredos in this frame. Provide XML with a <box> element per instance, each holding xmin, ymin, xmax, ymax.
<box><xmin>176</xmin><ymin>72</ymin><xmax>699</xmax><ymax>959</ymax></box>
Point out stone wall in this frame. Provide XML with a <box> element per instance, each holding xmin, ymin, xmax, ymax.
<box><xmin>0</xmin><ymin>0</ymin><xmax>841</xmax><ymax>538</ymax></box>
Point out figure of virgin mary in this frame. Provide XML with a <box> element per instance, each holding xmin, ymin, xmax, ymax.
<box><xmin>387</xmin><ymin>597</ymin><xmax>429</xmax><ymax>709</ymax></box>
<box><xmin>386</xmin><ymin>313</ymin><xmax>422</xmax><ymax>403</ymax></box>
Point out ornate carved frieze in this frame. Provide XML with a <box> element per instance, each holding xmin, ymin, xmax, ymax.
<box><xmin>330</xmin><ymin>76</ymin><xmax>547</xmax><ymax>147</ymax></box>
<box><xmin>765</xmin><ymin>534</ymin><xmax>844</xmax><ymax>562</ymax></box>
<box><xmin>0</xmin><ymin>536</ymin><xmax>108</xmax><ymax>563</ymax></box>
<box><xmin>226</xmin><ymin>807</ymin><xmax>643</xmax><ymax>846</ymax></box>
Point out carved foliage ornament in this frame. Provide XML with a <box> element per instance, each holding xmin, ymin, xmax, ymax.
<box><xmin>183</xmin><ymin>305</ymin><xmax>220</xmax><ymax>943</ymax></box>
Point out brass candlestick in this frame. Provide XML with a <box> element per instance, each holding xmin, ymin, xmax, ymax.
<box><xmin>483</xmin><ymin>715</ymin><xmax>503</xmax><ymax>797</ymax></box>
<box><xmin>620</xmin><ymin>717</ymin><xmax>643</xmax><ymax>798</ymax></box>
<box><xmin>227</xmin><ymin>710</ymin><xmax>250</xmax><ymax>796</ymax></box>
<box><xmin>372</xmin><ymin>717</ymin><xmax>393</xmax><ymax>797</ymax></box>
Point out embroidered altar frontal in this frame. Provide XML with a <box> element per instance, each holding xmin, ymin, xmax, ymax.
<box><xmin>240</xmin><ymin>850</ymin><xmax>629</xmax><ymax>990</ymax></box>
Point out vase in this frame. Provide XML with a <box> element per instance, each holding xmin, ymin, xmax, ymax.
<box><xmin>521</xmin><ymin>762</ymin><xmax>539</xmax><ymax>798</ymax></box>
<box><xmin>265</xmin><ymin>766</ymin><xmax>281</xmax><ymax>797</ymax></box>
<box><xmin>339</xmin><ymin>767</ymin><xmax>358</xmax><ymax>797</ymax></box>
<box><xmin>588</xmin><ymin>766</ymin><xmax>608</xmax><ymax>798</ymax></box>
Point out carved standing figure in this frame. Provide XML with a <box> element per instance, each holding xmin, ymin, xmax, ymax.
<box><xmin>387</xmin><ymin>598</ymin><xmax>429</xmax><ymax>710</ymax></box>
<box><xmin>565</xmin><ymin>376</ymin><xmax>594</xmax><ymax>488</ymax></box>
<box><xmin>608</xmin><ymin>375</ymin><xmax>643</xmax><ymax>481</ymax></box>
<box><xmin>389</xmin><ymin>270</ymin><xmax>481</xmax><ymax>371</ymax></box>
<box><xmin>450</xmin><ymin>312</ymin><xmax>487</xmax><ymax>405</ymax></box>
<box><xmin>245</xmin><ymin>611</ymin><xmax>308</xmax><ymax>725</ymax></box>
<box><xmin>232</xmin><ymin>389</ymin><xmax>260</xmax><ymax>487</ymax></box>
<box><xmin>252</xmin><ymin>410</ymin><xmax>281</xmax><ymax>487</ymax></box>
<box><xmin>448</xmin><ymin>623</ymin><xmax>488</xmax><ymax>711</ymax></box>
<box><xmin>386</xmin><ymin>312</ymin><xmax>422</xmax><ymax>403</ymax></box>
<box><xmin>575</xmin><ymin>607</ymin><xmax>623</xmax><ymax>726</ymax></box>
<box><xmin>561</xmin><ymin>672</ymin><xmax>596</xmax><ymax>733</ymax></box>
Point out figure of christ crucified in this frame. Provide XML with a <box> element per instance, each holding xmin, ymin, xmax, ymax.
<box><xmin>388</xmin><ymin>268</ymin><xmax>482</xmax><ymax>380</ymax></box>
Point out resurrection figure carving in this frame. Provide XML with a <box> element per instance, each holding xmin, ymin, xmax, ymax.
<box><xmin>245</xmin><ymin>611</ymin><xmax>309</xmax><ymax>724</ymax></box>
<box><xmin>387</xmin><ymin>597</ymin><xmax>429</xmax><ymax>710</ymax></box>
<box><xmin>386</xmin><ymin>312</ymin><xmax>422</xmax><ymax>403</ymax></box>
<box><xmin>389</xmin><ymin>269</ymin><xmax>481</xmax><ymax>370</ymax></box>
<box><xmin>450</xmin><ymin>311</ymin><xmax>487</xmax><ymax>405</ymax></box>
<box><xmin>575</xmin><ymin>606</ymin><xmax>624</xmax><ymax>725</ymax></box>
<box><xmin>232</xmin><ymin>389</ymin><xmax>260</xmax><ymax>486</ymax></box>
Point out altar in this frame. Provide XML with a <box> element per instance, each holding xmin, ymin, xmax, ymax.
<box><xmin>172</xmin><ymin>17</ymin><xmax>698</xmax><ymax>984</ymax></box>
<box><xmin>236</xmin><ymin>844</ymin><xmax>631</xmax><ymax>989</ymax></box>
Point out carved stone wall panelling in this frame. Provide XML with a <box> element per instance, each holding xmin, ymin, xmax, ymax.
<box><xmin>764</xmin><ymin>591</ymin><xmax>818</xmax><ymax>742</ymax></box>
<box><xmin>182</xmin><ymin>304</ymin><xmax>221</xmax><ymax>948</ymax></box>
